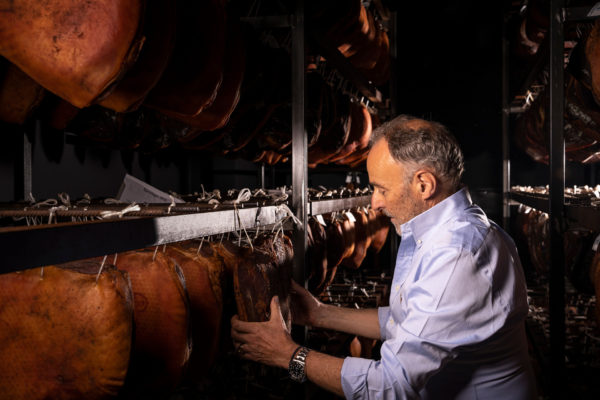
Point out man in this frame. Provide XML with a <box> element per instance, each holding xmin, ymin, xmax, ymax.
<box><xmin>231</xmin><ymin>115</ymin><xmax>537</xmax><ymax>399</ymax></box>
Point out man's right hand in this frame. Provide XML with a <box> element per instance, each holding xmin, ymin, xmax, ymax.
<box><xmin>290</xmin><ymin>280</ymin><xmax>322</xmax><ymax>328</ymax></box>
<box><xmin>290</xmin><ymin>279</ymin><xmax>382</xmax><ymax>340</ymax></box>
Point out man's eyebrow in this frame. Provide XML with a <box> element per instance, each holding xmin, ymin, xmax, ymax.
<box><xmin>370</xmin><ymin>181</ymin><xmax>388</xmax><ymax>190</ymax></box>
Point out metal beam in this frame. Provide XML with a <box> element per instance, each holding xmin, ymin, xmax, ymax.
<box><xmin>310</xmin><ymin>196</ymin><xmax>370</xmax><ymax>216</ymax></box>
<box><xmin>548</xmin><ymin>1</ymin><xmax>565</xmax><ymax>397</ymax></box>
<box><xmin>291</xmin><ymin>0</ymin><xmax>307</xmax><ymax>288</ymax></box>
<box><xmin>0</xmin><ymin>205</ymin><xmax>291</xmax><ymax>273</ymax></box>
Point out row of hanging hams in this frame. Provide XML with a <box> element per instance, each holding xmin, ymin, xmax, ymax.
<box><xmin>306</xmin><ymin>0</ymin><xmax>391</xmax><ymax>86</ymax></box>
<box><xmin>0</xmin><ymin>207</ymin><xmax>390</xmax><ymax>399</ymax></box>
<box><xmin>0</xmin><ymin>232</ymin><xmax>290</xmax><ymax>399</ymax></box>
<box><xmin>0</xmin><ymin>0</ymin><xmax>390</xmax><ymax>169</ymax></box>
<box><xmin>306</xmin><ymin>207</ymin><xmax>390</xmax><ymax>296</ymax></box>
<box><xmin>514</xmin><ymin>16</ymin><xmax>600</xmax><ymax>164</ymax></box>
<box><xmin>512</xmin><ymin>204</ymin><xmax>600</xmax><ymax>323</ymax></box>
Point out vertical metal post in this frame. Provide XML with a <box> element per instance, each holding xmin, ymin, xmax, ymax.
<box><xmin>501</xmin><ymin>12</ymin><xmax>511</xmax><ymax>232</ymax></box>
<box><xmin>291</xmin><ymin>0</ymin><xmax>307</xmax><ymax>288</ymax></box>
<box><xmin>548</xmin><ymin>1</ymin><xmax>565</xmax><ymax>398</ymax></box>
<box><xmin>14</xmin><ymin>126</ymin><xmax>33</xmax><ymax>201</ymax></box>
<box><xmin>260</xmin><ymin>163</ymin><xmax>266</xmax><ymax>190</ymax></box>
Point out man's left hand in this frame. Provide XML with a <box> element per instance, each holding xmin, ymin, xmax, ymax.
<box><xmin>231</xmin><ymin>296</ymin><xmax>299</xmax><ymax>369</ymax></box>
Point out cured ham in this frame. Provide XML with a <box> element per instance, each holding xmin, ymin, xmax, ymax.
<box><xmin>307</xmin><ymin>216</ymin><xmax>329</xmax><ymax>294</ymax></box>
<box><xmin>99</xmin><ymin>0</ymin><xmax>177</xmax><ymax>113</ymax></box>
<box><xmin>113</xmin><ymin>249</ymin><xmax>191</xmax><ymax>399</ymax></box>
<box><xmin>370</xmin><ymin>210</ymin><xmax>391</xmax><ymax>253</ymax></box>
<box><xmin>327</xmin><ymin>101</ymin><xmax>372</xmax><ymax>163</ymax></box>
<box><xmin>0</xmin><ymin>60</ymin><xmax>45</xmax><ymax>125</ymax></box>
<box><xmin>162</xmin><ymin>243</ymin><xmax>226</xmax><ymax>379</ymax></box>
<box><xmin>162</xmin><ymin>16</ymin><xmax>246</xmax><ymax>140</ymax></box>
<box><xmin>0</xmin><ymin>261</ymin><xmax>134</xmax><ymax>400</ymax></box>
<box><xmin>0</xmin><ymin>0</ymin><xmax>145</xmax><ymax>108</ymax></box>
<box><xmin>233</xmin><ymin>234</ymin><xmax>294</xmax><ymax>330</ymax></box>
<box><xmin>145</xmin><ymin>0</ymin><xmax>226</xmax><ymax>119</ymax></box>
<box><xmin>341</xmin><ymin>208</ymin><xmax>370</xmax><ymax>269</ymax></box>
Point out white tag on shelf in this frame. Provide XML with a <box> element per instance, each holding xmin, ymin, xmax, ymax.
<box><xmin>588</xmin><ymin>3</ymin><xmax>600</xmax><ymax>17</ymax></box>
<box><xmin>316</xmin><ymin>214</ymin><xmax>327</xmax><ymax>227</ymax></box>
<box><xmin>345</xmin><ymin>211</ymin><xmax>356</xmax><ymax>222</ymax></box>
<box><xmin>592</xmin><ymin>233</ymin><xmax>600</xmax><ymax>252</ymax></box>
<box><xmin>117</xmin><ymin>174</ymin><xmax>184</xmax><ymax>204</ymax></box>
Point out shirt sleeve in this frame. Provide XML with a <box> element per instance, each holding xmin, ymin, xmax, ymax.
<box><xmin>341</xmin><ymin>245</ymin><xmax>502</xmax><ymax>399</ymax></box>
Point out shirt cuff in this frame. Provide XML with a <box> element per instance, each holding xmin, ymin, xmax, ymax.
<box><xmin>341</xmin><ymin>356</ymin><xmax>375</xmax><ymax>400</ymax></box>
<box><xmin>378</xmin><ymin>306</ymin><xmax>390</xmax><ymax>341</ymax></box>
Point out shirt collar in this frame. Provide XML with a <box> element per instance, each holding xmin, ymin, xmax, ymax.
<box><xmin>401</xmin><ymin>186</ymin><xmax>473</xmax><ymax>242</ymax></box>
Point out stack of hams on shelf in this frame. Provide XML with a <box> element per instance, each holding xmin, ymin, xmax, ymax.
<box><xmin>0</xmin><ymin>0</ymin><xmax>391</xmax><ymax>169</ymax></box>
<box><xmin>512</xmin><ymin>184</ymin><xmax>600</xmax><ymax>330</ymax></box>
<box><xmin>511</xmin><ymin>4</ymin><xmax>600</xmax><ymax>164</ymax></box>
<box><xmin>306</xmin><ymin>205</ymin><xmax>391</xmax><ymax>296</ymax></box>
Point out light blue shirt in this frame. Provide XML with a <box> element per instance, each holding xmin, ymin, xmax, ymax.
<box><xmin>340</xmin><ymin>188</ymin><xmax>536</xmax><ymax>399</ymax></box>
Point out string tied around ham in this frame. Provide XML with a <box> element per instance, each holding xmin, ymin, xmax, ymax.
<box><xmin>104</xmin><ymin>198</ymin><xmax>125</xmax><ymax>205</ymax></box>
<box><xmin>224</xmin><ymin>188</ymin><xmax>252</xmax><ymax>205</ymax></box>
<box><xmin>58</xmin><ymin>192</ymin><xmax>71</xmax><ymax>207</ymax></box>
<box><xmin>48</xmin><ymin>205</ymin><xmax>68</xmax><ymax>224</ymax></box>
<box><xmin>99</xmin><ymin>202</ymin><xmax>141</xmax><ymax>219</ymax></box>
<box><xmin>167</xmin><ymin>195</ymin><xmax>176</xmax><ymax>214</ymax></box>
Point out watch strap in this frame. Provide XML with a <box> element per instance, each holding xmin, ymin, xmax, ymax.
<box><xmin>288</xmin><ymin>345</ymin><xmax>310</xmax><ymax>383</ymax></box>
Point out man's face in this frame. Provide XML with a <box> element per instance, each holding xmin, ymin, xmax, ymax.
<box><xmin>366</xmin><ymin>139</ymin><xmax>425</xmax><ymax>235</ymax></box>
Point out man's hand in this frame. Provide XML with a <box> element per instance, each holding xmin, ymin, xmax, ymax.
<box><xmin>290</xmin><ymin>279</ymin><xmax>323</xmax><ymax>327</ymax></box>
<box><xmin>230</xmin><ymin>296</ymin><xmax>299</xmax><ymax>369</ymax></box>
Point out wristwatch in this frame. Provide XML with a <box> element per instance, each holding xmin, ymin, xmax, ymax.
<box><xmin>288</xmin><ymin>346</ymin><xmax>310</xmax><ymax>383</ymax></box>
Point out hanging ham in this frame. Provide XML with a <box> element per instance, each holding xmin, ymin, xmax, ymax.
<box><xmin>0</xmin><ymin>260</ymin><xmax>134</xmax><ymax>400</ymax></box>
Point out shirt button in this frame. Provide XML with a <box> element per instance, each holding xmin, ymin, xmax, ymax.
<box><xmin>395</xmin><ymin>284</ymin><xmax>400</xmax><ymax>291</ymax></box>
<box><xmin>389</xmin><ymin>318</ymin><xmax>394</xmax><ymax>324</ymax></box>
<box><xmin>417</xmin><ymin>239</ymin><xmax>422</xmax><ymax>245</ymax></box>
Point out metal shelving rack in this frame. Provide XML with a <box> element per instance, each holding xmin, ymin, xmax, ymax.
<box><xmin>503</xmin><ymin>1</ymin><xmax>600</xmax><ymax>398</ymax></box>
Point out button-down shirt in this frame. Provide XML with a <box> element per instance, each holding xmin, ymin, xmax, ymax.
<box><xmin>341</xmin><ymin>187</ymin><xmax>536</xmax><ymax>399</ymax></box>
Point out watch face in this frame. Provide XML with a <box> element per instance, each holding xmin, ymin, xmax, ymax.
<box><xmin>289</xmin><ymin>360</ymin><xmax>305</xmax><ymax>381</ymax></box>
<box><xmin>289</xmin><ymin>347</ymin><xmax>309</xmax><ymax>383</ymax></box>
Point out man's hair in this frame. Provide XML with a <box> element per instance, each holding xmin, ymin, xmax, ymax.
<box><xmin>370</xmin><ymin>115</ymin><xmax>465</xmax><ymax>189</ymax></box>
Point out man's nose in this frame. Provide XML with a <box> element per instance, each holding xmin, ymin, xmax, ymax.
<box><xmin>371</xmin><ymin>190</ymin><xmax>384</xmax><ymax>211</ymax></box>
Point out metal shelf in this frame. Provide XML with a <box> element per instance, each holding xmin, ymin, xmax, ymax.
<box><xmin>309</xmin><ymin>195</ymin><xmax>371</xmax><ymax>215</ymax></box>
<box><xmin>511</xmin><ymin>191</ymin><xmax>600</xmax><ymax>231</ymax></box>
<box><xmin>0</xmin><ymin>195</ymin><xmax>371</xmax><ymax>274</ymax></box>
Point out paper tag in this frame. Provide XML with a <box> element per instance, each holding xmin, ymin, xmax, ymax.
<box><xmin>316</xmin><ymin>214</ymin><xmax>327</xmax><ymax>227</ymax></box>
<box><xmin>592</xmin><ymin>233</ymin><xmax>600</xmax><ymax>252</ymax></box>
<box><xmin>117</xmin><ymin>173</ymin><xmax>184</xmax><ymax>204</ymax></box>
<box><xmin>345</xmin><ymin>211</ymin><xmax>356</xmax><ymax>223</ymax></box>
<box><xmin>588</xmin><ymin>2</ymin><xmax>600</xmax><ymax>17</ymax></box>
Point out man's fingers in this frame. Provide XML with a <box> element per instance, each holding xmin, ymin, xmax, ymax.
<box><xmin>230</xmin><ymin>315</ymin><xmax>258</xmax><ymax>333</ymax></box>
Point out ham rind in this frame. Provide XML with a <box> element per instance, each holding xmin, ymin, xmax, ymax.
<box><xmin>307</xmin><ymin>217</ymin><xmax>329</xmax><ymax>294</ymax></box>
<box><xmin>114</xmin><ymin>249</ymin><xmax>191</xmax><ymax>399</ymax></box>
<box><xmin>0</xmin><ymin>261</ymin><xmax>134</xmax><ymax>400</ymax></box>
<box><xmin>233</xmin><ymin>234</ymin><xmax>294</xmax><ymax>330</ymax></box>
<box><xmin>166</xmin><ymin>16</ymin><xmax>246</xmax><ymax>139</ymax></box>
<box><xmin>329</xmin><ymin>102</ymin><xmax>372</xmax><ymax>163</ymax></box>
<box><xmin>0</xmin><ymin>60</ymin><xmax>45</xmax><ymax>124</ymax></box>
<box><xmin>0</xmin><ymin>0</ymin><xmax>145</xmax><ymax>108</ymax></box>
<box><xmin>98</xmin><ymin>0</ymin><xmax>177</xmax><ymax>113</ymax></box>
<box><xmin>370</xmin><ymin>211</ymin><xmax>391</xmax><ymax>253</ymax></box>
<box><xmin>164</xmin><ymin>244</ymin><xmax>224</xmax><ymax>378</ymax></box>
<box><xmin>341</xmin><ymin>208</ymin><xmax>370</xmax><ymax>269</ymax></box>
<box><xmin>145</xmin><ymin>0</ymin><xmax>226</xmax><ymax>119</ymax></box>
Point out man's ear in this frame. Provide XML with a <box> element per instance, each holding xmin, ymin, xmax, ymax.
<box><xmin>412</xmin><ymin>170</ymin><xmax>437</xmax><ymax>200</ymax></box>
